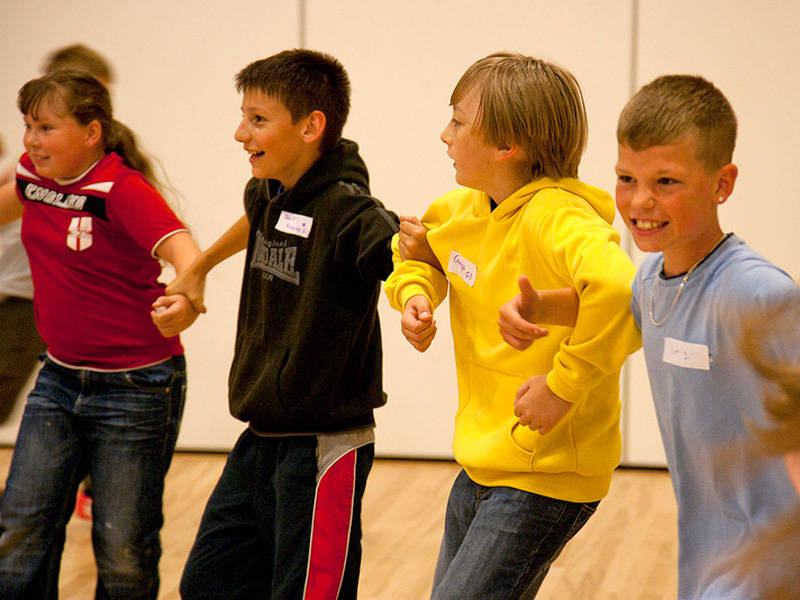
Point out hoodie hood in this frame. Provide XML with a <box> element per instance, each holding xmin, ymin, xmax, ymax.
<box><xmin>493</xmin><ymin>177</ymin><xmax>616</xmax><ymax>225</ymax></box>
<box><xmin>274</xmin><ymin>138</ymin><xmax>369</xmax><ymax>210</ymax></box>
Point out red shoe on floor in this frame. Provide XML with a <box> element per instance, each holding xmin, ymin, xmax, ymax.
<box><xmin>75</xmin><ymin>488</ymin><xmax>93</xmax><ymax>520</ymax></box>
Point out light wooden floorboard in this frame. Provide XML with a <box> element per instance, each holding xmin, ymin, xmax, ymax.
<box><xmin>0</xmin><ymin>448</ymin><xmax>677</xmax><ymax>599</ymax></box>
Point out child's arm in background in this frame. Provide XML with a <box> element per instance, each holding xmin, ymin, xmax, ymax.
<box><xmin>151</xmin><ymin>230</ymin><xmax>202</xmax><ymax>337</ymax></box>
<box><xmin>165</xmin><ymin>213</ymin><xmax>250</xmax><ymax>313</ymax></box>
<box><xmin>0</xmin><ymin>182</ymin><xmax>23</xmax><ymax>226</ymax></box>
<box><xmin>498</xmin><ymin>275</ymin><xmax>579</xmax><ymax>350</ymax></box>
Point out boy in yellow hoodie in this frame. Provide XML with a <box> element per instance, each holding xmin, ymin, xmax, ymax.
<box><xmin>384</xmin><ymin>52</ymin><xmax>640</xmax><ymax>599</ymax></box>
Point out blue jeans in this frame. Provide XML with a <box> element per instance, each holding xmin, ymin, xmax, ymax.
<box><xmin>180</xmin><ymin>429</ymin><xmax>373</xmax><ymax>600</ymax></box>
<box><xmin>431</xmin><ymin>470</ymin><xmax>599</xmax><ymax>600</ymax></box>
<box><xmin>0</xmin><ymin>355</ymin><xmax>186</xmax><ymax>600</ymax></box>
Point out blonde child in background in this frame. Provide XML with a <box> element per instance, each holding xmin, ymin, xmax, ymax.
<box><xmin>385</xmin><ymin>52</ymin><xmax>639</xmax><ymax>599</ymax></box>
<box><xmin>722</xmin><ymin>295</ymin><xmax>800</xmax><ymax>600</ymax></box>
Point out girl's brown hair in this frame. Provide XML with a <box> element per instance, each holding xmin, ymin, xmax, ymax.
<box><xmin>18</xmin><ymin>70</ymin><xmax>161</xmax><ymax>188</ymax></box>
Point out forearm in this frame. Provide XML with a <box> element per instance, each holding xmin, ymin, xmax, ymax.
<box><xmin>155</xmin><ymin>231</ymin><xmax>201</xmax><ymax>274</ymax></box>
<box><xmin>192</xmin><ymin>213</ymin><xmax>250</xmax><ymax>277</ymax></box>
<box><xmin>536</xmin><ymin>288</ymin><xmax>579</xmax><ymax>327</ymax></box>
<box><xmin>0</xmin><ymin>182</ymin><xmax>23</xmax><ymax>226</ymax></box>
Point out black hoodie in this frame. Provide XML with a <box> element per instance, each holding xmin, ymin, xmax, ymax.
<box><xmin>228</xmin><ymin>139</ymin><xmax>399</xmax><ymax>434</ymax></box>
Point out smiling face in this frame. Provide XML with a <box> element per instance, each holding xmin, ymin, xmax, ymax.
<box><xmin>615</xmin><ymin>135</ymin><xmax>737</xmax><ymax>276</ymax></box>
<box><xmin>234</xmin><ymin>90</ymin><xmax>319</xmax><ymax>189</ymax></box>
<box><xmin>23</xmin><ymin>96</ymin><xmax>102</xmax><ymax>180</ymax></box>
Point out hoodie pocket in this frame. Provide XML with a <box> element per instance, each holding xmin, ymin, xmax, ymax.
<box><xmin>452</xmin><ymin>360</ymin><xmax>539</xmax><ymax>473</ymax></box>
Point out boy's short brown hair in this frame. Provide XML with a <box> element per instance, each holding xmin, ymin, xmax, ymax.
<box><xmin>617</xmin><ymin>74</ymin><xmax>737</xmax><ymax>171</ymax></box>
<box><xmin>451</xmin><ymin>52</ymin><xmax>587</xmax><ymax>180</ymax></box>
<box><xmin>236</xmin><ymin>49</ymin><xmax>350</xmax><ymax>154</ymax></box>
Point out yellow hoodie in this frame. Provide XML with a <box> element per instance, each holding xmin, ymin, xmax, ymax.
<box><xmin>385</xmin><ymin>178</ymin><xmax>641</xmax><ymax>502</ymax></box>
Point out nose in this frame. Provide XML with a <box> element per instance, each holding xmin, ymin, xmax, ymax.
<box><xmin>440</xmin><ymin>123</ymin><xmax>452</xmax><ymax>146</ymax></box>
<box><xmin>234</xmin><ymin>119</ymin><xmax>248</xmax><ymax>143</ymax></box>
<box><xmin>24</xmin><ymin>127</ymin><xmax>38</xmax><ymax>149</ymax></box>
<box><xmin>630</xmin><ymin>185</ymin><xmax>656</xmax><ymax>210</ymax></box>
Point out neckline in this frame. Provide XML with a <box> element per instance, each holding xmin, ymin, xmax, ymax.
<box><xmin>659</xmin><ymin>233</ymin><xmax>733</xmax><ymax>280</ymax></box>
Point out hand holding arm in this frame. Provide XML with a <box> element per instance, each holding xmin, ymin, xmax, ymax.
<box><xmin>498</xmin><ymin>275</ymin><xmax>579</xmax><ymax>350</ymax></box>
<box><xmin>398</xmin><ymin>216</ymin><xmax>443</xmax><ymax>273</ymax></box>
<box><xmin>151</xmin><ymin>294</ymin><xmax>198</xmax><ymax>337</ymax></box>
<box><xmin>164</xmin><ymin>214</ymin><xmax>250</xmax><ymax>313</ymax></box>
<box><xmin>401</xmin><ymin>294</ymin><xmax>437</xmax><ymax>352</ymax></box>
<box><xmin>513</xmin><ymin>374</ymin><xmax>572</xmax><ymax>434</ymax></box>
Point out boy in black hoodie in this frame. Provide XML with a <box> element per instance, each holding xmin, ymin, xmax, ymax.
<box><xmin>171</xmin><ymin>49</ymin><xmax>399</xmax><ymax>600</ymax></box>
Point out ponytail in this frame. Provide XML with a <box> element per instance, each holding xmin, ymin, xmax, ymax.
<box><xmin>105</xmin><ymin>119</ymin><xmax>160</xmax><ymax>187</ymax></box>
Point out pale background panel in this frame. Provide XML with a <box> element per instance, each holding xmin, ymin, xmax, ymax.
<box><xmin>306</xmin><ymin>0</ymin><xmax>633</xmax><ymax>458</ymax></box>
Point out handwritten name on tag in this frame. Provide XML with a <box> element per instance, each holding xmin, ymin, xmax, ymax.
<box><xmin>447</xmin><ymin>251</ymin><xmax>477</xmax><ymax>287</ymax></box>
<box><xmin>662</xmin><ymin>337</ymin><xmax>710</xmax><ymax>371</ymax></box>
<box><xmin>275</xmin><ymin>211</ymin><xmax>313</xmax><ymax>238</ymax></box>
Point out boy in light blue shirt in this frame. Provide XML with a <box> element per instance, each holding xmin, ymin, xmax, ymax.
<box><xmin>614</xmin><ymin>75</ymin><xmax>797</xmax><ymax>599</ymax></box>
<box><xmin>500</xmin><ymin>74</ymin><xmax>798</xmax><ymax>598</ymax></box>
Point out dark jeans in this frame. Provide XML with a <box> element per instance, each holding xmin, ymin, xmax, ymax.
<box><xmin>0</xmin><ymin>296</ymin><xmax>45</xmax><ymax>423</ymax></box>
<box><xmin>431</xmin><ymin>469</ymin><xmax>599</xmax><ymax>600</ymax></box>
<box><xmin>181</xmin><ymin>429</ymin><xmax>374</xmax><ymax>600</ymax></box>
<box><xmin>0</xmin><ymin>355</ymin><xmax>186</xmax><ymax>599</ymax></box>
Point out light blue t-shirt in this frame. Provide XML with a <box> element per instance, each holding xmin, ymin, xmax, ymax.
<box><xmin>632</xmin><ymin>234</ymin><xmax>798</xmax><ymax>600</ymax></box>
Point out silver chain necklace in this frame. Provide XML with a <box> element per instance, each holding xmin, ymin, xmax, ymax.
<box><xmin>649</xmin><ymin>233</ymin><xmax>728</xmax><ymax>327</ymax></box>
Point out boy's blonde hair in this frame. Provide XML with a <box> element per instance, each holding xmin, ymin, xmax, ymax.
<box><xmin>451</xmin><ymin>52</ymin><xmax>587</xmax><ymax>180</ymax></box>
<box><xmin>617</xmin><ymin>75</ymin><xmax>737</xmax><ymax>171</ymax></box>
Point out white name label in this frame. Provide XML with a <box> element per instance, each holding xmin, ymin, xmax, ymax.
<box><xmin>447</xmin><ymin>251</ymin><xmax>477</xmax><ymax>287</ymax></box>
<box><xmin>662</xmin><ymin>337</ymin><xmax>710</xmax><ymax>371</ymax></box>
<box><xmin>275</xmin><ymin>211</ymin><xmax>313</xmax><ymax>238</ymax></box>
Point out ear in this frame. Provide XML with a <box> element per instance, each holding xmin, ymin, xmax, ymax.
<box><xmin>715</xmin><ymin>163</ymin><xmax>738</xmax><ymax>204</ymax></box>
<box><xmin>301</xmin><ymin>110</ymin><xmax>327</xmax><ymax>145</ymax></box>
<box><xmin>494</xmin><ymin>144</ymin><xmax>523</xmax><ymax>163</ymax></box>
<box><xmin>85</xmin><ymin>120</ymin><xmax>103</xmax><ymax>148</ymax></box>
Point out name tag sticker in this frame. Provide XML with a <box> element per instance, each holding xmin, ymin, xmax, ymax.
<box><xmin>662</xmin><ymin>337</ymin><xmax>710</xmax><ymax>371</ymax></box>
<box><xmin>447</xmin><ymin>251</ymin><xmax>477</xmax><ymax>287</ymax></box>
<box><xmin>275</xmin><ymin>211</ymin><xmax>313</xmax><ymax>238</ymax></box>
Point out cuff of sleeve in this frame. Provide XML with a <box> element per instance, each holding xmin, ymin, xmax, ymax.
<box><xmin>545</xmin><ymin>370</ymin><xmax>579</xmax><ymax>405</ymax></box>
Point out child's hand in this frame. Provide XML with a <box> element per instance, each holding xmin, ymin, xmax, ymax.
<box><xmin>165</xmin><ymin>268</ymin><xmax>207</xmax><ymax>314</ymax></box>
<box><xmin>399</xmin><ymin>216</ymin><xmax>443</xmax><ymax>273</ymax></box>
<box><xmin>514</xmin><ymin>374</ymin><xmax>572</xmax><ymax>434</ymax></box>
<box><xmin>401</xmin><ymin>294</ymin><xmax>437</xmax><ymax>352</ymax></box>
<box><xmin>151</xmin><ymin>295</ymin><xmax>199</xmax><ymax>337</ymax></box>
<box><xmin>498</xmin><ymin>276</ymin><xmax>550</xmax><ymax>350</ymax></box>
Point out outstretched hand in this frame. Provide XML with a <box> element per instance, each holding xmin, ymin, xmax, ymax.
<box><xmin>401</xmin><ymin>294</ymin><xmax>437</xmax><ymax>352</ymax></box>
<box><xmin>498</xmin><ymin>275</ymin><xmax>550</xmax><ymax>350</ymax></box>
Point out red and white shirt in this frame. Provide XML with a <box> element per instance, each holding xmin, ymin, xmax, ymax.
<box><xmin>15</xmin><ymin>152</ymin><xmax>185</xmax><ymax>369</ymax></box>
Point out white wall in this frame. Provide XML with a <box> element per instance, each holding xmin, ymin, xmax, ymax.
<box><xmin>1</xmin><ymin>2</ymin><xmax>798</xmax><ymax>465</ymax></box>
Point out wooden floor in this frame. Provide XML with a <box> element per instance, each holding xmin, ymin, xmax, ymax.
<box><xmin>0</xmin><ymin>449</ymin><xmax>677</xmax><ymax>599</ymax></box>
